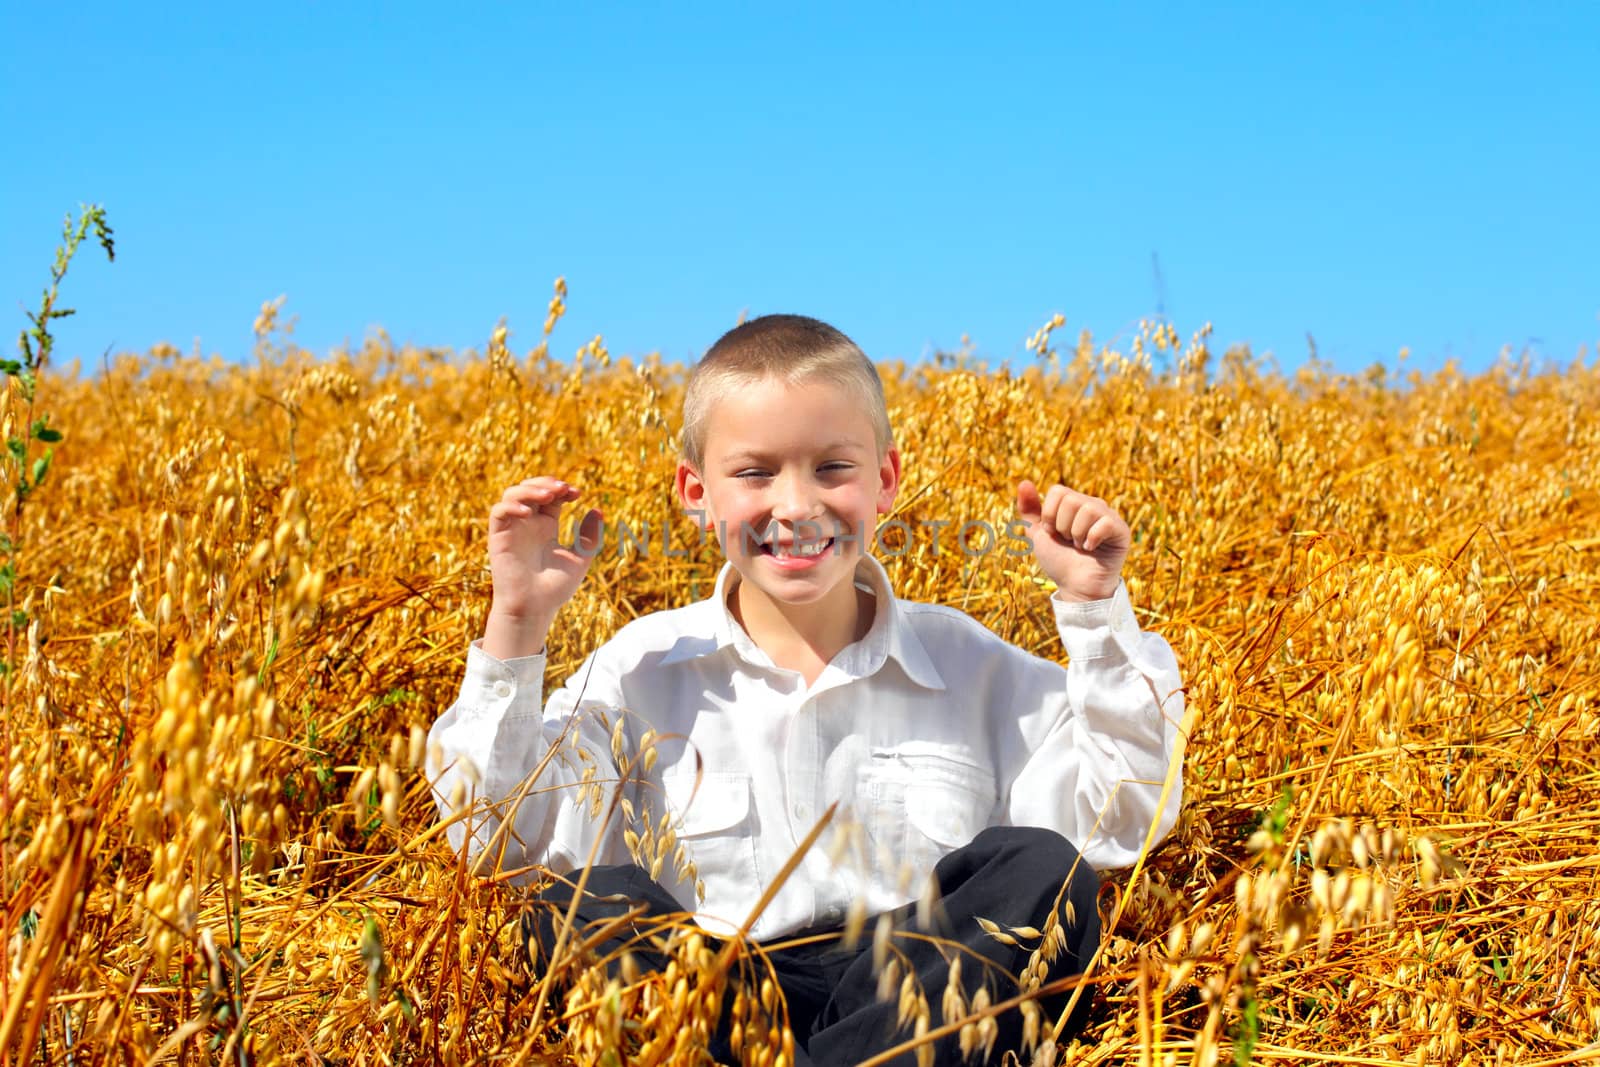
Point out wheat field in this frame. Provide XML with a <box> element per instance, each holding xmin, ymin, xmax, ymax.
<box><xmin>3</xmin><ymin>299</ymin><xmax>1597</xmax><ymax>1066</ymax></box>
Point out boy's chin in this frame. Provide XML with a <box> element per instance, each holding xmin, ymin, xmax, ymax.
<box><xmin>732</xmin><ymin>550</ymin><xmax>858</xmax><ymax>597</ymax></box>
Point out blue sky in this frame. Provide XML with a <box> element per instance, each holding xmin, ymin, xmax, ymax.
<box><xmin>4</xmin><ymin>4</ymin><xmax>1597</xmax><ymax>375</ymax></box>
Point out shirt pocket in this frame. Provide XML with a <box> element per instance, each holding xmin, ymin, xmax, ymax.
<box><xmin>866</xmin><ymin>743</ymin><xmax>998</xmax><ymax>880</ymax></box>
<box><xmin>662</xmin><ymin>771</ymin><xmax>762</xmax><ymax>928</ymax></box>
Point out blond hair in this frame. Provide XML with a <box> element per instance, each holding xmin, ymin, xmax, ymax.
<box><xmin>681</xmin><ymin>315</ymin><xmax>892</xmax><ymax>469</ymax></box>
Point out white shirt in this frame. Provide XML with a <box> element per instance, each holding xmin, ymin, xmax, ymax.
<box><xmin>427</xmin><ymin>556</ymin><xmax>1185</xmax><ymax>940</ymax></box>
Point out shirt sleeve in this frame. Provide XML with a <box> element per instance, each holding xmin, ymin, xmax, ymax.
<box><xmin>1004</xmin><ymin>581</ymin><xmax>1187</xmax><ymax>870</ymax></box>
<box><xmin>426</xmin><ymin>640</ymin><xmax>633</xmax><ymax>879</ymax></box>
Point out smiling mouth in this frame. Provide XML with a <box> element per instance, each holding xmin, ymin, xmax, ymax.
<box><xmin>758</xmin><ymin>538</ymin><xmax>834</xmax><ymax>559</ymax></box>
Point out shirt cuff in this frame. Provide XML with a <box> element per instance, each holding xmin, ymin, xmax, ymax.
<box><xmin>1050</xmin><ymin>580</ymin><xmax>1141</xmax><ymax>662</ymax></box>
<box><xmin>463</xmin><ymin>640</ymin><xmax>548</xmax><ymax>716</ymax></box>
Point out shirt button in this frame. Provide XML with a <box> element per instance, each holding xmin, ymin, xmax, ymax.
<box><xmin>793</xmin><ymin>803</ymin><xmax>811</xmax><ymax>822</ymax></box>
<box><xmin>493</xmin><ymin>681</ymin><xmax>513</xmax><ymax>699</ymax></box>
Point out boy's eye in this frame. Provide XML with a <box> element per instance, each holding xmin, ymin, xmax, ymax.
<box><xmin>731</xmin><ymin>464</ymin><xmax>851</xmax><ymax>480</ymax></box>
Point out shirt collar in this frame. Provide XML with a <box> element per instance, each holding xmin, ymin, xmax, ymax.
<box><xmin>657</xmin><ymin>556</ymin><xmax>947</xmax><ymax>691</ymax></box>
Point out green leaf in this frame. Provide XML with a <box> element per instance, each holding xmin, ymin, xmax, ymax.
<box><xmin>0</xmin><ymin>359</ymin><xmax>20</xmax><ymax>375</ymax></box>
<box><xmin>6</xmin><ymin>437</ymin><xmax>24</xmax><ymax>462</ymax></box>
<box><xmin>361</xmin><ymin>912</ymin><xmax>386</xmax><ymax>1007</ymax></box>
<box><xmin>360</xmin><ymin>914</ymin><xmax>384</xmax><ymax>972</ymax></box>
<box><xmin>92</xmin><ymin>208</ymin><xmax>116</xmax><ymax>261</ymax></box>
<box><xmin>34</xmin><ymin>427</ymin><xmax>62</xmax><ymax>444</ymax></box>
<box><xmin>31</xmin><ymin>449</ymin><xmax>52</xmax><ymax>487</ymax></box>
<box><xmin>1233</xmin><ymin>991</ymin><xmax>1260</xmax><ymax>1066</ymax></box>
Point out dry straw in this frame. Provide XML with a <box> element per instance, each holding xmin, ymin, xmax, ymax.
<box><xmin>2</xmin><ymin>301</ymin><xmax>1598</xmax><ymax>1065</ymax></box>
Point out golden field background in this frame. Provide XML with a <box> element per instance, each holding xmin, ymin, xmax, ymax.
<box><xmin>3</xmin><ymin>303</ymin><xmax>1598</xmax><ymax>1066</ymax></box>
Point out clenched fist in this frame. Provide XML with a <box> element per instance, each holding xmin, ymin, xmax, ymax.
<box><xmin>1015</xmin><ymin>480</ymin><xmax>1130</xmax><ymax>603</ymax></box>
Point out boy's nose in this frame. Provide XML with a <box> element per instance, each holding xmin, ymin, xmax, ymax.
<box><xmin>770</xmin><ymin>473</ymin><xmax>821</xmax><ymax>523</ymax></box>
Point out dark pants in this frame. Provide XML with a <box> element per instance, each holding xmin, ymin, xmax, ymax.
<box><xmin>523</xmin><ymin>826</ymin><xmax>1101</xmax><ymax>1066</ymax></box>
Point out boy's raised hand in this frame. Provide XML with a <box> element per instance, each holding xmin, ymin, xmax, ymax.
<box><xmin>1016</xmin><ymin>480</ymin><xmax>1131</xmax><ymax>603</ymax></box>
<box><xmin>484</xmin><ymin>477</ymin><xmax>604</xmax><ymax>659</ymax></box>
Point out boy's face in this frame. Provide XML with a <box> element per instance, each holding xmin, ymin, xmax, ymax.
<box><xmin>676</xmin><ymin>375</ymin><xmax>900</xmax><ymax>615</ymax></box>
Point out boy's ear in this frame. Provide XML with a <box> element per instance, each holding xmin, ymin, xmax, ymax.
<box><xmin>675</xmin><ymin>461</ymin><xmax>714</xmax><ymax>528</ymax></box>
<box><xmin>876</xmin><ymin>447</ymin><xmax>902</xmax><ymax>515</ymax></box>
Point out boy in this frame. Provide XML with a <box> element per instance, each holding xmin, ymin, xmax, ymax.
<box><xmin>428</xmin><ymin>315</ymin><xmax>1185</xmax><ymax>1064</ymax></box>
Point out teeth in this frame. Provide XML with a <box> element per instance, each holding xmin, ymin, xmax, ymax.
<box><xmin>772</xmin><ymin>539</ymin><xmax>829</xmax><ymax>558</ymax></box>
